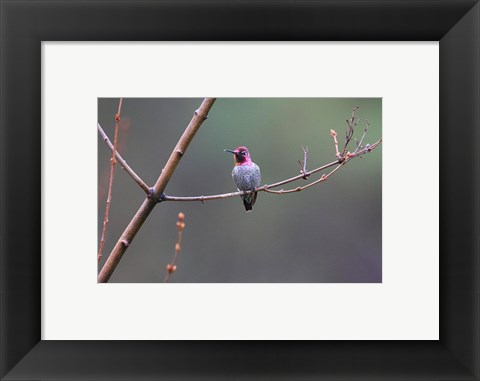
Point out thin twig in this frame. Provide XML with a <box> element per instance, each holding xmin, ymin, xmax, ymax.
<box><xmin>341</xmin><ymin>106</ymin><xmax>359</xmax><ymax>157</ymax></box>
<box><xmin>98</xmin><ymin>98</ymin><xmax>123</xmax><ymax>265</ymax></box>
<box><xmin>98</xmin><ymin>123</ymin><xmax>150</xmax><ymax>194</ymax></box>
<box><xmin>263</xmin><ymin>163</ymin><xmax>344</xmax><ymax>194</ymax></box>
<box><xmin>330</xmin><ymin>129</ymin><xmax>341</xmax><ymax>160</ymax></box>
<box><xmin>298</xmin><ymin>145</ymin><xmax>309</xmax><ymax>179</ymax></box>
<box><xmin>164</xmin><ymin>212</ymin><xmax>186</xmax><ymax>283</ymax></box>
<box><xmin>353</xmin><ymin>120</ymin><xmax>369</xmax><ymax>155</ymax></box>
<box><xmin>265</xmin><ymin>129</ymin><xmax>382</xmax><ymax>196</ymax></box>
<box><xmin>97</xmin><ymin>98</ymin><xmax>216</xmax><ymax>283</ymax></box>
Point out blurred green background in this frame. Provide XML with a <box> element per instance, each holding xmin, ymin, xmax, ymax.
<box><xmin>98</xmin><ymin>98</ymin><xmax>382</xmax><ymax>282</ymax></box>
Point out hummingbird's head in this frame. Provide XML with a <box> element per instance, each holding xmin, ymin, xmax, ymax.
<box><xmin>224</xmin><ymin>146</ymin><xmax>252</xmax><ymax>165</ymax></box>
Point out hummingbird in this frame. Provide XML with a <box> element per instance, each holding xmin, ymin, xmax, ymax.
<box><xmin>224</xmin><ymin>146</ymin><xmax>261</xmax><ymax>212</ymax></box>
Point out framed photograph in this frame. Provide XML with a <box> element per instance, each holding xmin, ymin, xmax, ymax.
<box><xmin>1</xmin><ymin>1</ymin><xmax>479</xmax><ymax>380</ymax></box>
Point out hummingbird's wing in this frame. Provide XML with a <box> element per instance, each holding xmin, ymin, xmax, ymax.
<box><xmin>253</xmin><ymin>163</ymin><xmax>261</xmax><ymax>187</ymax></box>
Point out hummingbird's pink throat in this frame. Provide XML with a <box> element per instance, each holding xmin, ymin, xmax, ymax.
<box><xmin>235</xmin><ymin>155</ymin><xmax>252</xmax><ymax>165</ymax></box>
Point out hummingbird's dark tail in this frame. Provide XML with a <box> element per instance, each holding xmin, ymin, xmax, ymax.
<box><xmin>242</xmin><ymin>192</ymin><xmax>258</xmax><ymax>212</ymax></box>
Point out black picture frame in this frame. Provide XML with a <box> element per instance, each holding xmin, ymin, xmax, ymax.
<box><xmin>1</xmin><ymin>0</ymin><xmax>478</xmax><ymax>380</ymax></box>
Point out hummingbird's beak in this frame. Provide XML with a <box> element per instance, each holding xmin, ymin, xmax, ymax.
<box><xmin>224</xmin><ymin>149</ymin><xmax>235</xmax><ymax>154</ymax></box>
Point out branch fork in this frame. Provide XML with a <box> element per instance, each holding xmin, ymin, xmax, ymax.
<box><xmin>97</xmin><ymin>98</ymin><xmax>216</xmax><ymax>283</ymax></box>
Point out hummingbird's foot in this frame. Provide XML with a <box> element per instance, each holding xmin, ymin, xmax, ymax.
<box><xmin>148</xmin><ymin>187</ymin><xmax>166</xmax><ymax>203</ymax></box>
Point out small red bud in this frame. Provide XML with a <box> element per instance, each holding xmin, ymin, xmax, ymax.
<box><xmin>115</xmin><ymin>114</ymin><xmax>120</xmax><ymax>122</ymax></box>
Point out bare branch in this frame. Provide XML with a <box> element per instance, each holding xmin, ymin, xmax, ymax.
<box><xmin>341</xmin><ymin>106</ymin><xmax>359</xmax><ymax>157</ymax></box>
<box><xmin>98</xmin><ymin>98</ymin><xmax>123</xmax><ymax>265</ymax></box>
<box><xmin>298</xmin><ymin>145</ymin><xmax>309</xmax><ymax>179</ymax></box>
<box><xmin>98</xmin><ymin>123</ymin><xmax>150</xmax><ymax>194</ymax></box>
<box><xmin>161</xmin><ymin>137</ymin><xmax>381</xmax><ymax>202</ymax></box>
<box><xmin>164</xmin><ymin>212</ymin><xmax>186</xmax><ymax>283</ymax></box>
<box><xmin>97</xmin><ymin>98</ymin><xmax>216</xmax><ymax>283</ymax></box>
<box><xmin>263</xmin><ymin>163</ymin><xmax>344</xmax><ymax>194</ymax></box>
<box><xmin>353</xmin><ymin>120</ymin><xmax>369</xmax><ymax>155</ymax></box>
<box><xmin>330</xmin><ymin>129</ymin><xmax>341</xmax><ymax>160</ymax></box>
<box><xmin>161</xmin><ymin>159</ymin><xmax>342</xmax><ymax>202</ymax></box>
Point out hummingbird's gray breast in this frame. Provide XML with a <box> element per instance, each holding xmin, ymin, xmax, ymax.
<box><xmin>232</xmin><ymin>163</ymin><xmax>261</xmax><ymax>191</ymax></box>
